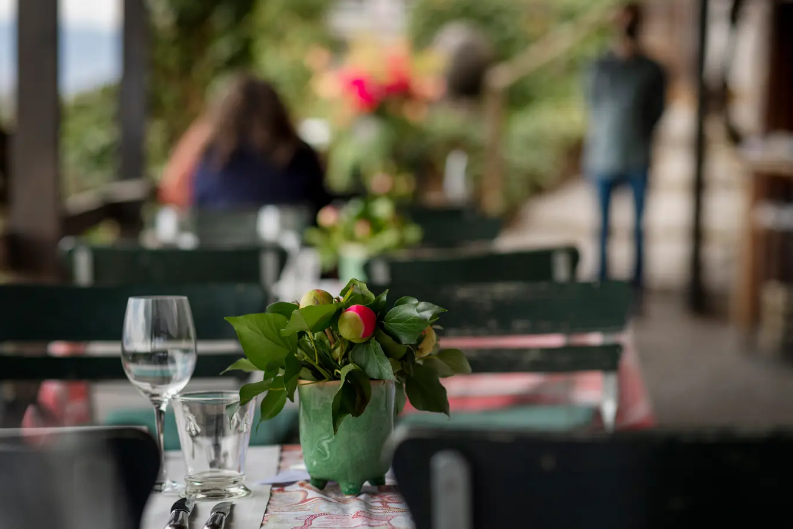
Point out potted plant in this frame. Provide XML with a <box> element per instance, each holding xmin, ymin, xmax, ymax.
<box><xmin>224</xmin><ymin>279</ymin><xmax>470</xmax><ymax>495</ymax></box>
<box><xmin>304</xmin><ymin>196</ymin><xmax>423</xmax><ymax>280</ymax></box>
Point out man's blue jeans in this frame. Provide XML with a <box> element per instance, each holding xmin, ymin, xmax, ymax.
<box><xmin>593</xmin><ymin>169</ymin><xmax>648</xmax><ymax>290</ymax></box>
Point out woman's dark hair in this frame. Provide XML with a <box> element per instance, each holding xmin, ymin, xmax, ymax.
<box><xmin>204</xmin><ymin>73</ymin><xmax>299</xmax><ymax>169</ymax></box>
<box><xmin>620</xmin><ymin>2</ymin><xmax>643</xmax><ymax>40</ymax></box>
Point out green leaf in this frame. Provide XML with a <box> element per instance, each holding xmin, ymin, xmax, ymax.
<box><xmin>367</xmin><ymin>289</ymin><xmax>389</xmax><ymax>316</ymax></box>
<box><xmin>266</xmin><ymin>302</ymin><xmax>299</xmax><ymax>319</ymax></box>
<box><xmin>331</xmin><ymin>365</ymin><xmax>372</xmax><ymax>434</ymax></box>
<box><xmin>405</xmin><ymin>363</ymin><xmax>449</xmax><ymax>415</ymax></box>
<box><xmin>395</xmin><ymin>382</ymin><xmax>406</xmax><ymax>415</ymax></box>
<box><xmin>225</xmin><ymin>313</ymin><xmax>297</xmax><ymax>371</ymax></box>
<box><xmin>383</xmin><ymin>304</ymin><xmax>430</xmax><ymax>344</ymax></box>
<box><xmin>416</xmin><ymin>301</ymin><xmax>447</xmax><ymax>322</ymax></box>
<box><xmin>299</xmin><ymin>367</ymin><xmax>318</xmax><ymax>381</ymax></box>
<box><xmin>341</xmin><ymin>279</ymin><xmax>375</xmax><ymax>307</ymax></box>
<box><xmin>281</xmin><ymin>304</ymin><xmax>340</xmax><ymax>336</ymax></box>
<box><xmin>350</xmin><ymin>340</ymin><xmax>395</xmax><ymax>380</ymax></box>
<box><xmin>435</xmin><ymin>349</ymin><xmax>472</xmax><ymax>375</ymax></box>
<box><xmin>375</xmin><ymin>327</ymin><xmax>408</xmax><ymax>359</ymax></box>
<box><xmin>283</xmin><ymin>354</ymin><xmax>302</xmax><ymax>400</ymax></box>
<box><xmin>221</xmin><ymin>357</ymin><xmax>260</xmax><ymax>375</ymax></box>
<box><xmin>259</xmin><ymin>379</ymin><xmax>287</xmax><ymax>426</ymax></box>
<box><xmin>239</xmin><ymin>379</ymin><xmax>273</xmax><ymax>406</ymax></box>
<box><xmin>421</xmin><ymin>356</ymin><xmax>455</xmax><ymax>378</ymax></box>
<box><xmin>394</xmin><ymin>296</ymin><xmax>418</xmax><ymax>307</ymax></box>
<box><xmin>389</xmin><ymin>357</ymin><xmax>401</xmax><ymax>375</ymax></box>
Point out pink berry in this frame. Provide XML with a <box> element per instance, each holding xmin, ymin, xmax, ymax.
<box><xmin>338</xmin><ymin>305</ymin><xmax>376</xmax><ymax>343</ymax></box>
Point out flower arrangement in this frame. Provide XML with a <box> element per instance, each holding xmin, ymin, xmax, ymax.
<box><xmin>224</xmin><ymin>279</ymin><xmax>470</xmax><ymax>432</ymax></box>
<box><xmin>309</xmin><ymin>37</ymin><xmax>446</xmax><ymax>194</ymax></box>
<box><xmin>304</xmin><ymin>196</ymin><xmax>423</xmax><ymax>272</ymax></box>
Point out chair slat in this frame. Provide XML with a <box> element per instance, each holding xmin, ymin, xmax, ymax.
<box><xmin>465</xmin><ymin>344</ymin><xmax>622</xmax><ymax>373</ymax></box>
<box><xmin>366</xmin><ymin>247</ymin><xmax>579</xmax><ymax>285</ymax></box>
<box><xmin>60</xmin><ymin>243</ymin><xmax>287</xmax><ymax>287</ymax></box>
<box><xmin>376</xmin><ymin>281</ymin><xmax>633</xmax><ymax>336</ymax></box>
<box><xmin>0</xmin><ymin>283</ymin><xmax>266</xmax><ymax>341</ymax></box>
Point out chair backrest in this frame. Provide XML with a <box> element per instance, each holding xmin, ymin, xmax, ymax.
<box><xmin>0</xmin><ymin>283</ymin><xmax>266</xmax><ymax>341</ymax></box>
<box><xmin>404</xmin><ymin>206</ymin><xmax>503</xmax><ymax>248</ymax></box>
<box><xmin>60</xmin><ymin>241</ymin><xmax>287</xmax><ymax>289</ymax></box>
<box><xmin>393</xmin><ymin>427</ymin><xmax>793</xmax><ymax>529</ymax></box>
<box><xmin>186</xmin><ymin>205</ymin><xmax>313</xmax><ymax>246</ymax></box>
<box><xmin>365</xmin><ymin>247</ymin><xmax>579</xmax><ymax>286</ymax></box>
<box><xmin>0</xmin><ymin>427</ymin><xmax>158</xmax><ymax>529</ymax></box>
<box><xmin>373</xmin><ymin>281</ymin><xmax>632</xmax><ymax>336</ymax></box>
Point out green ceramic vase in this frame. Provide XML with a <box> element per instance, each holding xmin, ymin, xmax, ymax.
<box><xmin>298</xmin><ymin>380</ymin><xmax>395</xmax><ymax>496</ymax></box>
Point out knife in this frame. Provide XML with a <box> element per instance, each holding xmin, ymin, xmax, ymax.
<box><xmin>163</xmin><ymin>497</ymin><xmax>194</xmax><ymax>529</ymax></box>
<box><xmin>202</xmin><ymin>501</ymin><xmax>234</xmax><ymax>529</ymax></box>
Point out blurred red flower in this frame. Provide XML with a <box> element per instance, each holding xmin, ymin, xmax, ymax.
<box><xmin>339</xmin><ymin>68</ymin><xmax>382</xmax><ymax>113</ymax></box>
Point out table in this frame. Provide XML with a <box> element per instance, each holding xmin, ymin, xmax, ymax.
<box><xmin>142</xmin><ymin>446</ymin><xmax>279</xmax><ymax>529</ymax></box>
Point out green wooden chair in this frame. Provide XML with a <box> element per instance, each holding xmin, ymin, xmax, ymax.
<box><xmin>0</xmin><ymin>283</ymin><xmax>296</xmax><ymax>445</ymax></box>
<box><xmin>366</xmin><ymin>246</ymin><xmax>580</xmax><ymax>286</ymax></box>
<box><xmin>59</xmin><ymin>240</ymin><xmax>288</xmax><ymax>291</ymax></box>
<box><xmin>389</xmin><ymin>281</ymin><xmax>632</xmax><ymax>432</ymax></box>
<box><xmin>185</xmin><ymin>206</ymin><xmax>313</xmax><ymax>247</ymax></box>
<box><xmin>403</xmin><ymin>206</ymin><xmax>503</xmax><ymax>248</ymax></box>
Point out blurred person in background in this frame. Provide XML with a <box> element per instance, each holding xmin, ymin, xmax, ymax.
<box><xmin>583</xmin><ymin>2</ymin><xmax>666</xmax><ymax>312</ymax></box>
<box><xmin>159</xmin><ymin>73</ymin><xmax>331</xmax><ymax>215</ymax></box>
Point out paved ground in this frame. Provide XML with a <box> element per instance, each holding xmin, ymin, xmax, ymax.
<box><xmin>634</xmin><ymin>293</ymin><xmax>793</xmax><ymax>428</ymax></box>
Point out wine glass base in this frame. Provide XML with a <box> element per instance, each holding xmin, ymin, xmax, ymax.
<box><xmin>153</xmin><ymin>480</ymin><xmax>184</xmax><ymax>495</ymax></box>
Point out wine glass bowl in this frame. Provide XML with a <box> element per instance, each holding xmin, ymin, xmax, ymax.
<box><xmin>121</xmin><ymin>296</ymin><xmax>197</xmax><ymax>493</ymax></box>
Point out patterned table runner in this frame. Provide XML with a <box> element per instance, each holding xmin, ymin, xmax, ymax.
<box><xmin>262</xmin><ymin>446</ymin><xmax>413</xmax><ymax>528</ymax></box>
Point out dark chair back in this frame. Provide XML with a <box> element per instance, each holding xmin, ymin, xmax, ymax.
<box><xmin>379</xmin><ymin>281</ymin><xmax>632</xmax><ymax>431</ymax></box>
<box><xmin>366</xmin><ymin>247</ymin><xmax>579</xmax><ymax>286</ymax></box>
<box><xmin>393</xmin><ymin>427</ymin><xmax>793</xmax><ymax>529</ymax></box>
<box><xmin>376</xmin><ymin>281</ymin><xmax>631</xmax><ymax>337</ymax></box>
<box><xmin>187</xmin><ymin>205</ymin><xmax>313</xmax><ymax>246</ymax></box>
<box><xmin>0</xmin><ymin>283</ymin><xmax>264</xmax><ymax>380</ymax></box>
<box><xmin>60</xmin><ymin>241</ymin><xmax>287</xmax><ymax>289</ymax></box>
<box><xmin>0</xmin><ymin>426</ymin><xmax>158</xmax><ymax>529</ymax></box>
<box><xmin>404</xmin><ymin>206</ymin><xmax>503</xmax><ymax>248</ymax></box>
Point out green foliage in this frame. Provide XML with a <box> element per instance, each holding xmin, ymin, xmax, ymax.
<box><xmin>224</xmin><ymin>280</ymin><xmax>469</xmax><ymax>432</ymax></box>
<box><xmin>249</xmin><ymin>0</ymin><xmax>336</xmax><ymax>117</ymax></box>
<box><xmin>410</xmin><ymin>0</ymin><xmax>614</xmax><ymax>210</ymax></box>
<box><xmin>304</xmin><ymin>196</ymin><xmax>423</xmax><ymax>272</ymax></box>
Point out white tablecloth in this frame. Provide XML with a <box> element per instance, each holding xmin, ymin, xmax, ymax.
<box><xmin>142</xmin><ymin>445</ymin><xmax>280</xmax><ymax>529</ymax></box>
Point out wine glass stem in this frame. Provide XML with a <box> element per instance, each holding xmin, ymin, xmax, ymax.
<box><xmin>154</xmin><ymin>400</ymin><xmax>168</xmax><ymax>485</ymax></box>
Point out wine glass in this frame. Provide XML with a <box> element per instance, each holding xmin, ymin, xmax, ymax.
<box><xmin>121</xmin><ymin>296</ymin><xmax>197</xmax><ymax>493</ymax></box>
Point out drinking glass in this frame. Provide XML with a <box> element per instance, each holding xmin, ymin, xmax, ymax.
<box><xmin>121</xmin><ymin>296</ymin><xmax>197</xmax><ymax>493</ymax></box>
<box><xmin>173</xmin><ymin>391</ymin><xmax>255</xmax><ymax>500</ymax></box>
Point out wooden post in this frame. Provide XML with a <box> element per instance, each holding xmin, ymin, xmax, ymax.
<box><xmin>11</xmin><ymin>0</ymin><xmax>61</xmax><ymax>276</ymax></box>
<box><xmin>120</xmin><ymin>0</ymin><xmax>149</xmax><ymax>182</ymax></box>
<box><xmin>688</xmin><ymin>0</ymin><xmax>709</xmax><ymax>313</ymax></box>
<box><xmin>482</xmin><ymin>82</ymin><xmax>505</xmax><ymax>216</ymax></box>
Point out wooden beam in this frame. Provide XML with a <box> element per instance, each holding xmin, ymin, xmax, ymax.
<box><xmin>120</xmin><ymin>0</ymin><xmax>149</xmax><ymax>181</ymax></box>
<box><xmin>688</xmin><ymin>0</ymin><xmax>709</xmax><ymax>313</ymax></box>
<box><xmin>11</xmin><ymin>0</ymin><xmax>61</xmax><ymax>276</ymax></box>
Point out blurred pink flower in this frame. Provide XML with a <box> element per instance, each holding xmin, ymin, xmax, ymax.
<box><xmin>317</xmin><ymin>205</ymin><xmax>340</xmax><ymax>228</ymax></box>
<box><xmin>354</xmin><ymin>219</ymin><xmax>372</xmax><ymax>239</ymax></box>
<box><xmin>383</xmin><ymin>53</ymin><xmax>412</xmax><ymax>97</ymax></box>
<box><xmin>370</xmin><ymin>172</ymin><xmax>394</xmax><ymax>195</ymax></box>
<box><xmin>339</xmin><ymin>68</ymin><xmax>382</xmax><ymax>113</ymax></box>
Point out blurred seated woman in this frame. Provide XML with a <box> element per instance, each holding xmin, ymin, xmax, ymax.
<box><xmin>159</xmin><ymin>74</ymin><xmax>331</xmax><ymax>214</ymax></box>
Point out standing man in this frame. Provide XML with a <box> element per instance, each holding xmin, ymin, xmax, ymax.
<box><xmin>583</xmin><ymin>2</ymin><xmax>666</xmax><ymax>312</ymax></box>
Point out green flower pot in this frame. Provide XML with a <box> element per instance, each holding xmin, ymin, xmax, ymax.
<box><xmin>298</xmin><ymin>380</ymin><xmax>395</xmax><ymax>496</ymax></box>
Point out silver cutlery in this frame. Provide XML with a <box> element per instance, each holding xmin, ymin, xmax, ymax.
<box><xmin>164</xmin><ymin>497</ymin><xmax>194</xmax><ymax>529</ymax></box>
<box><xmin>202</xmin><ymin>501</ymin><xmax>234</xmax><ymax>529</ymax></box>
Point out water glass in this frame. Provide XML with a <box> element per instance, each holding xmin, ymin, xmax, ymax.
<box><xmin>173</xmin><ymin>391</ymin><xmax>255</xmax><ymax>500</ymax></box>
